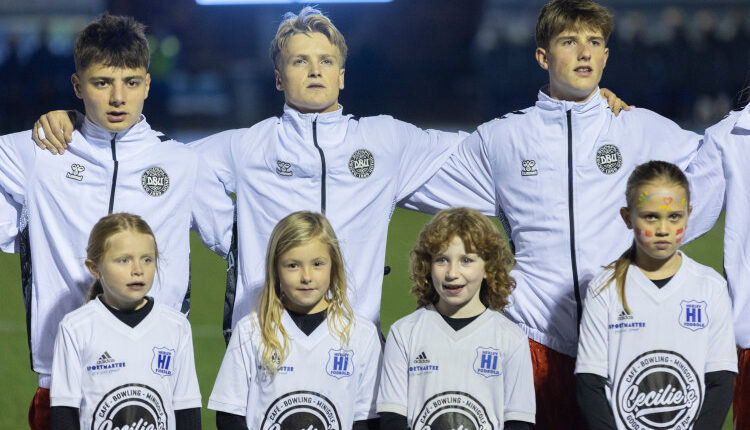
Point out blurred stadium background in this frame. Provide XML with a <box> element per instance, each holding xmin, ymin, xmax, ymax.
<box><xmin>0</xmin><ymin>0</ymin><xmax>744</xmax><ymax>427</ymax></box>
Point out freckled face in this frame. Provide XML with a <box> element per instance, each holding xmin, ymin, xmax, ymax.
<box><xmin>621</xmin><ymin>182</ymin><xmax>690</xmax><ymax>263</ymax></box>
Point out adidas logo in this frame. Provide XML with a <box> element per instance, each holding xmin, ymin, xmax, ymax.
<box><xmin>617</xmin><ymin>310</ymin><xmax>633</xmax><ymax>321</ymax></box>
<box><xmin>414</xmin><ymin>351</ymin><xmax>430</xmax><ymax>364</ymax></box>
<box><xmin>97</xmin><ymin>351</ymin><xmax>115</xmax><ymax>365</ymax></box>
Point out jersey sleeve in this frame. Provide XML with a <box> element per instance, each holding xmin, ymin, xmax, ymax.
<box><xmin>208</xmin><ymin>323</ymin><xmax>254</xmax><ymax>416</ymax></box>
<box><xmin>171</xmin><ymin>320</ymin><xmax>202</xmax><ymax>410</ymax></box>
<box><xmin>684</xmin><ymin>132</ymin><xmax>725</xmax><ymax>243</ymax></box>
<box><xmin>576</xmin><ymin>281</ymin><xmax>611</xmax><ymax>377</ymax></box>
<box><xmin>400</xmin><ymin>130</ymin><xmax>496</xmax><ymax>216</ymax></box>
<box><xmin>50</xmin><ymin>321</ymin><xmax>83</xmax><ymax>408</ymax></box>
<box><xmin>377</xmin><ymin>323</ymin><xmax>409</xmax><ymax>416</ymax></box>
<box><xmin>704</xmin><ymin>279</ymin><xmax>738</xmax><ymax>373</ymax></box>
<box><xmin>502</xmin><ymin>335</ymin><xmax>536</xmax><ymax>424</ymax></box>
<box><xmin>353</xmin><ymin>324</ymin><xmax>382</xmax><ymax>421</ymax></box>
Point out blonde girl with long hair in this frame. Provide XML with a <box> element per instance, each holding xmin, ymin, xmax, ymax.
<box><xmin>575</xmin><ymin>161</ymin><xmax>737</xmax><ymax>430</ymax></box>
<box><xmin>377</xmin><ymin>207</ymin><xmax>535</xmax><ymax>430</ymax></box>
<box><xmin>49</xmin><ymin>213</ymin><xmax>201</xmax><ymax>430</ymax></box>
<box><xmin>208</xmin><ymin>211</ymin><xmax>381</xmax><ymax>430</ymax></box>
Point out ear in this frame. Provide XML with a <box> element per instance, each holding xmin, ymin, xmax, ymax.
<box><xmin>85</xmin><ymin>259</ymin><xmax>100</xmax><ymax>279</ymax></box>
<box><xmin>338</xmin><ymin>68</ymin><xmax>345</xmax><ymax>90</ymax></box>
<box><xmin>602</xmin><ymin>46</ymin><xmax>610</xmax><ymax>69</ymax></box>
<box><xmin>143</xmin><ymin>73</ymin><xmax>151</xmax><ymax>100</ymax></box>
<box><xmin>535</xmin><ymin>47</ymin><xmax>549</xmax><ymax>71</ymax></box>
<box><xmin>620</xmin><ymin>207</ymin><xmax>632</xmax><ymax>229</ymax></box>
<box><xmin>71</xmin><ymin>73</ymin><xmax>83</xmax><ymax>99</ymax></box>
<box><xmin>275</xmin><ymin>69</ymin><xmax>284</xmax><ymax>91</ymax></box>
<box><xmin>688</xmin><ymin>205</ymin><xmax>693</xmax><ymax>216</ymax></box>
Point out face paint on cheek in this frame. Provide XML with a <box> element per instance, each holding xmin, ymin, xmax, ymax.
<box><xmin>675</xmin><ymin>227</ymin><xmax>685</xmax><ymax>244</ymax></box>
<box><xmin>634</xmin><ymin>227</ymin><xmax>653</xmax><ymax>245</ymax></box>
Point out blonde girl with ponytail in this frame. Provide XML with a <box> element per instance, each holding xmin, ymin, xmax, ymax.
<box><xmin>575</xmin><ymin>161</ymin><xmax>737</xmax><ymax>430</ymax></box>
<box><xmin>208</xmin><ymin>211</ymin><xmax>381</xmax><ymax>430</ymax></box>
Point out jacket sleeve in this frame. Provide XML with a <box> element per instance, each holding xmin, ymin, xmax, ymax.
<box><xmin>684</xmin><ymin>131</ymin><xmax>725</xmax><ymax>243</ymax></box>
<box><xmin>400</xmin><ymin>129</ymin><xmax>496</xmax><ymax>216</ymax></box>
<box><xmin>187</xmin><ymin>130</ymin><xmax>244</xmax><ymax>258</ymax></box>
<box><xmin>0</xmin><ymin>131</ymin><xmax>35</xmax><ymax>250</ymax></box>
<box><xmin>387</xmin><ymin>119</ymin><xmax>465</xmax><ymax>203</ymax></box>
<box><xmin>0</xmin><ymin>190</ymin><xmax>20</xmax><ymax>253</ymax></box>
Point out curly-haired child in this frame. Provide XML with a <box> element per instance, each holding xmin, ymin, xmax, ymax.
<box><xmin>377</xmin><ymin>207</ymin><xmax>535</xmax><ymax>430</ymax></box>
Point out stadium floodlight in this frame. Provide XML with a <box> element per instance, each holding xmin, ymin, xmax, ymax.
<box><xmin>197</xmin><ymin>0</ymin><xmax>392</xmax><ymax>4</ymax></box>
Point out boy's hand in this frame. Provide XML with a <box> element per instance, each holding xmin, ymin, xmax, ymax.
<box><xmin>600</xmin><ymin>88</ymin><xmax>633</xmax><ymax>116</ymax></box>
<box><xmin>32</xmin><ymin>110</ymin><xmax>76</xmax><ymax>155</ymax></box>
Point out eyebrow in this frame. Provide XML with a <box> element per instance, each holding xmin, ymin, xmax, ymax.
<box><xmin>88</xmin><ymin>75</ymin><xmax>145</xmax><ymax>82</ymax></box>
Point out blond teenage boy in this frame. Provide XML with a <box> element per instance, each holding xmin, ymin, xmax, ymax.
<box><xmin>403</xmin><ymin>1</ymin><xmax>703</xmax><ymax>428</ymax></box>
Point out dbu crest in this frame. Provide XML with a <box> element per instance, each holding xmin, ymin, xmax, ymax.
<box><xmin>679</xmin><ymin>300</ymin><xmax>708</xmax><ymax>331</ymax></box>
<box><xmin>151</xmin><ymin>347</ymin><xmax>175</xmax><ymax>377</ymax></box>
<box><xmin>473</xmin><ymin>347</ymin><xmax>501</xmax><ymax>378</ymax></box>
<box><xmin>326</xmin><ymin>349</ymin><xmax>354</xmax><ymax>379</ymax></box>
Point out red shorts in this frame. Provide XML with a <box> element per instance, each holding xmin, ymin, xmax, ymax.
<box><xmin>28</xmin><ymin>387</ymin><xmax>50</xmax><ymax>430</ymax></box>
<box><xmin>736</xmin><ymin>347</ymin><xmax>750</xmax><ymax>430</ymax></box>
<box><xmin>528</xmin><ymin>338</ymin><xmax>585</xmax><ymax>430</ymax></box>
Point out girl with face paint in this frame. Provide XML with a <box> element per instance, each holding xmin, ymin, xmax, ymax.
<box><xmin>574</xmin><ymin>161</ymin><xmax>737</xmax><ymax>430</ymax></box>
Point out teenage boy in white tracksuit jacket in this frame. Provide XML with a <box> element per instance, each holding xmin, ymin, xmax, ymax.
<box><xmin>187</xmin><ymin>10</ymin><xmax>461</xmax><ymax>340</ymax></box>
<box><xmin>0</xmin><ymin>15</ymin><xmax>233</xmax><ymax>426</ymax></box>
<box><xmin>683</xmin><ymin>102</ymin><xmax>750</xmax><ymax>429</ymax></box>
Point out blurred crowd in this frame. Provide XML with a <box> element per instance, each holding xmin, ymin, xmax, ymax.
<box><xmin>1</xmin><ymin>2</ymin><xmax>748</xmax><ymax>135</ymax></box>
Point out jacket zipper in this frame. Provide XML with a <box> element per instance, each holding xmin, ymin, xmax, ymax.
<box><xmin>108</xmin><ymin>134</ymin><xmax>119</xmax><ymax>214</ymax></box>
<box><xmin>567</xmin><ymin>110</ymin><xmax>583</xmax><ymax>326</ymax></box>
<box><xmin>312</xmin><ymin>119</ymin><xmax>327</xmax><ymax>214</ymax></box>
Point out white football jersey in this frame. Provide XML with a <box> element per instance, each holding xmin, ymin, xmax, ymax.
<box><xmin>50</xmin><ymin>299</ymin><xmax>201</xmax><ymax>430</ymax></box>
<box><xmin>378</xmin><ymin>306</ymin><xmax>535</xmax><ymax>429</ymax></box>
<box><xmin>208</xmin><ymin>310</ymin><xmax>381</xmax><ymax>429</ymax></box>
<box><xmin>576</xmin><ymin>252</ymin><xmax>737</xmax><ymax>430</ymax></box>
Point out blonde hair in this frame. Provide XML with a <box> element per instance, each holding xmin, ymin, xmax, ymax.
<box><xmin>602</xmin><ymin>161</ymin><xmax>690</xmax><ymax>313</ymax></box>
<box><xmin>535</xmin><ymin>0</ymin><xmax>614</xmax><ymax>50</ymax></box>
<box><xmin>85</xmin><ymin>213</ymin><xmax>158</xmax><ymax>302</ymax></box>
<box><xmin>269</xmin><ymin>6</ymin><xmax>348</xmax><ymax>70</ymax></box>
<box><xmin>259</xmin><ymin>211</ymin><xmax>353</xmax><ymax>374</ymax></box>
<box><xmin>410</xmin><ymin>208</ymin><xmax>516</xmax><ymax>311</ymax></box>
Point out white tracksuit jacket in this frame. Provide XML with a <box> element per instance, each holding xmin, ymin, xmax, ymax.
<box><xmin>684</xmin><ymin>103</ymin><xmax>750</xmax><ymax>349</ymax></box>
<box><xmin>404</xmin><ymin>88</ymin><xmax>702</xmax><ymax>356</ymax></box>
<box><xmin>189</xmin><ymin>105</ymin><xmax>461</xmax><ymax>337</ymax></box>
<box><xmin>0</xmin><ymin>117</ymin><xmax>233</xmax><ymax>387</ymax></box>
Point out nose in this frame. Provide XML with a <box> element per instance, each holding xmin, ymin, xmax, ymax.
<box><xmin>445</xmin><ymin>262</ymin><xmax>459</xmax><ymax>280</ymax></box>
<box><xmin>578</xmin><ymin>43</ymin><xmax>591</xmax><ymax>61</ymax></box>
<box><xmin>308</xmin><ymin>62</ymin><xmax>321</xmax><ymax>77</ymax></box>
<box><xmin>110</xmin><ymin>83</ymin><xmax>125</xmax><ymax>107</ymax></box>
<box><xmin>655</xmin><ymin>219</ymin><xmax>669</xmax><ymax>236</ymax></box>
<box><xmin>300</xmin><ymin>266</ymin><xmax>312</xmax><ymax>284</ymax></box>
<box><xmin>132</xmin><ymin>260</ymin><xmax>144</xmax><ymax>276</ymax></box>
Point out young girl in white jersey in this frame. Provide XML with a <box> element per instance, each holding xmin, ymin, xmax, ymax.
<box><xmin>49</xmin><ymin>213</ymin><xmax>201</xmax><ymax>430</ymax></box>
<box><xmin>377</xmin><ymin>207</ymin><xmax>535</xmax><ymax>430</ymax></box>
<box><xmin>575</xmin><ymin>161</ymin><xmax>737</xmax><ymax>430</ymax></box>
<box><xmin>208</xmin><ymin>211</ymin><xmax>381</xmax><ymax>430</ymax></box>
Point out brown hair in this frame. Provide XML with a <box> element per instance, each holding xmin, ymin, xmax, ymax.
<box><xmin>270</xmin><ymin>6</ymin><xmax>348</xmax><ymax>70</ymax></box>
<box><xmin>602</xmin><ymin>161</ymin><xmax>689</xmax><ymax>313</ymax></box>
<box><xmin>74</xmin><ymin>12</ymin><xmax>150</xmax><ymax>73</ymax></box>
<box><xmin>410</xmin><ymin>208</ymin><xmax>516</xmax><ymax>311</ymax></box>
<box><xmin>259</xmin><ymin>211</ymin><xmax>353</xmax><ymax>375</ymax></box>
<box><xmin>85</xmin><ymin>213</ymin><xmax>158</xmax><ymax>301</ymax></box>
<box><xmin>535</xmin><ymin>0</ymin><xmax>614</xmax><ymax>50</ymax></box>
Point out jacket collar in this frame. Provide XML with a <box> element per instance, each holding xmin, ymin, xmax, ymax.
<box><xmin>535</xmin><ymin>86</ymin><xmax>604</xmax><ymax>116</ymax></box>
<box><xmin>280</xmin><ymin>104</ymin><xmax>350</xmax><ymax>148</ymax></box>
<box><xmin>79</xmin><ymin>114</ymin><xmax>152</xmax><ymax>148</ymax></box>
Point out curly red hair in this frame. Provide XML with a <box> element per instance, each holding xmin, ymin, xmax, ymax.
<box><xmin>410</xmin><ymin>208</ymin><xmax>516</xmax><ymax>311</ymax></box>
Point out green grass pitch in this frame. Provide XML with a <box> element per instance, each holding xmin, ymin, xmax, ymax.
<box><xmin>0</xmin><ymin>209</ymin><xmax>733</xmax><ymax>428</ymax></box>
